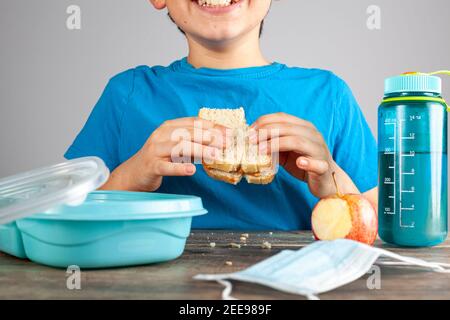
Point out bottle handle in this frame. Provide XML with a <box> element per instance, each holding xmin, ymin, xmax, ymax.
<box><xmin>429</xmin><ymin>71</ymin><xmax>450</xmax><ymax>111</ymax></box>
<box><xmin>402</xmin><ymin>70</ymin><xmax>450</xmax><ymax>76</ymax></box>
<box><xmin>403</xmin><ymin>71</ymin><xmax>450</xmax><ymax>111</ymax></box>
<box><xmin>428</xmin><ymin>70</ymin><xmax>450</xmax><ymax>76</ymax></box>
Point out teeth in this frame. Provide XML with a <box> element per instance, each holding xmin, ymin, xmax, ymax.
<box><xmin>197</xmin><ymin>0</ymin><xmax>237</xmax><ymax>7</ymax></box>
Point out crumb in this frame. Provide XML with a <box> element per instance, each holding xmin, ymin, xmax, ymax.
<box><xmin>240</xmin><ymin>236</ymin><xmax>247</xmax><ymax>243</ymax></box>
<box><xmin>230</xmin><ymin>243</ymin><xmax>241</xmax><ymax>249</ymax></box>
<box><xmin>225</xmin><ymin>261</ymin><xmax>233</xmax><ymax>266</ymax></box>
<box><xmin>262</xmin><ymin>241</ymin><xmax>272</xmax><ymax>249</ymax></box>
<box><xmin>210</xmin><ymin>242</ymin><xmax>216</xmax><ymax>248</ymax></box>
<box><xmin>269</xmin><ymin>232</ymin><xmax>273</xmax><ymax>235</ymax></box>
<box><xmin>241</xmin><ymin>233</ymin><xmax>249</xmax><ymax>239</ymax></box>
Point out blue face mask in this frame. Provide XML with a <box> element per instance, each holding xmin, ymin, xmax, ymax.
<box><xmin>194</xmin><ymin>239</ymin><xmax>450</xmax><ymax>300</ymax></box>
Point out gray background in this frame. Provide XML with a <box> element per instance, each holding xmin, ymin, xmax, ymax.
<box><xmin>0</xmin><ymin>0</ymin><xmax>449</xmax><ymax>176</ymax></box>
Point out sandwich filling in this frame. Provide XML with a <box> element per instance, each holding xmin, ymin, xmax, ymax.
<box><xmin>199</xmin><ymin>107</ymin><xmax>275</xmax><ymax>185</ymax></box>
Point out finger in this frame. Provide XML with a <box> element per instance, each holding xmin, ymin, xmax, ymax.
<box><xmin>251</xmin><ymin>113</ymin><xmax>315</xmax><ymax>129</ymax></box>
<box><xmin>153</xmin><ymin>160</ymin><xmax>196</xmax><ymax>177</ymax></box>
<box><xmin>253</xmin><ymin>123</ymin><xmax>323</xmax><ymax>144</ymax></box>
<box><xmin>154</xmin><ymin>137</ymin><xmax>221</xmax><ymax>160</ymax></box>
<box><xmin>163</xmin><ymin>126</ymin><xmax>228</xmax><ymax>149</ymax></box>
<box><xmin>261</xmin><ymin>136</ymin><xmax>325</xmax><ymax>157</ymax></box>
<box><xmin>296</xmin><ymin>157</ymin><xmax>330</xmax><ymax>176</ymax></box>
<box><xmin>170</xmin><ymin>140</ymin><xmax>220</xmax><ymax>164</ymax></box>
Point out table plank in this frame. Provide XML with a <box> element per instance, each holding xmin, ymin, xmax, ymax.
<box><xmin>0</xmin><ymin>231</ymin><xmax>449</xmax><ymax>300</ymax></box>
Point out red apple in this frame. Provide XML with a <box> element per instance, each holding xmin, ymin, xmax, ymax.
<box><xmin>311</xmin><ymin>173</ymin><xmax>378</xmax><ymax>246</ymax></box>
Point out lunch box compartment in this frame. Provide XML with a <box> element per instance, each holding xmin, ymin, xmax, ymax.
<box><xmin>17</xmin><ymin>217</ymin><xmax>193</xmax><ymax>268</ymax></box>
<box><xmin>0</xmin><ymin>222</ymin><xmax>27</xmax><ymax>259</ymax></box>
<box><xmin>0</xmin><ymin>158</ymin><xmax>207</xmax><ymax>269</ymax></box>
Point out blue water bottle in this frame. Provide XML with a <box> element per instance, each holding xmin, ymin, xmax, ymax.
<box><xmin>378</xmin><ymin>72</ymin><xmax>449</xmax><ymax>247</ymax></box>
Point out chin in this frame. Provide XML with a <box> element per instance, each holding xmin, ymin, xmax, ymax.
<box><xmin>203</xmin><ymin>30</ymin><xmax>241</xmax><ymax>42</ymax></box>
<box><xmin>191</xmin><ymin>23</ymin><xmax>255</xmax><ymax>44</ymax></box>
<box><xmin>187</xmin><ymin>27</ymin><xmax>236</xmax><ymax>43</ymax></box>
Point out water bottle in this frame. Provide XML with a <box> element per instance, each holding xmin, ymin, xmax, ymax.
<box><xmin>378</xmin><ymin>71</ymin><xmax>449</xmax><ymax>247</ymax></box>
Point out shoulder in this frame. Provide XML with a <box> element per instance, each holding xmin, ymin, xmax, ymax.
<box><xmin>279</xmin><ymin>65</ymin><xmax>354</xmax><ymax>108</ymax></box>
<box><xmin>279</xmin><ymin>65</ymin><xmax>347</xmax><ymax>90</ymax></box>
<box><xmin>111</xmin><ymin>61</ymin><xmax>181</xmax><ymax>88</ymax></box>
<box><xmin>104</xmin><ymin>63</ymin><xmax>176</xmax><ymax>102</ymax></box>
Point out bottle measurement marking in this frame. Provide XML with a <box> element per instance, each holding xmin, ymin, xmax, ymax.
<box><xmin>401</xmin><ymin>151</ymin><xmax>416</xmax><ymax>157</ymax></box>
<box><xmin>383</xmin><ymin>118</ymin><xmax>416</xmax><ymax>228</ymax></box>
<box><xmin>383</xmin><ymin>121</ymin><xmax>396</xmax><ymax>216</ymax></box>
<box><xmin>398</xmin><ymin>119</ymin><xmax>415</xmax><ymax>229</ymax></box>
<box><xmin>402</xmin><ymin>170</ymin><xmax>415</xmax><ymax>176</ymax></box>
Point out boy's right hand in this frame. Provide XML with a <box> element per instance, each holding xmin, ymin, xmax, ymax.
<box><xmin>100</xmin><ymin>117</ymin><xmax>226</xmax><ymax>192</ymax></box>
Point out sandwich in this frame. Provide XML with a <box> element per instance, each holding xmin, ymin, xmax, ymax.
<box><xmin>199</xmin><ymin>107</ymin><xmax>276</xmax><ymax>185</ymax></box>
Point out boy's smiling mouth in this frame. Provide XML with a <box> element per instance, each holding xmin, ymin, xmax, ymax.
<box><xmin>191</xmin><ymin>0</ymin><xmax>244</xmax><ymax>13</ymax></box>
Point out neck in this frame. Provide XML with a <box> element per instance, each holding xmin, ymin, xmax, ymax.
<box><xmin>186</xmin><ymin>26</ymin><xmax>270</xmax><ymax>69</ymax></box>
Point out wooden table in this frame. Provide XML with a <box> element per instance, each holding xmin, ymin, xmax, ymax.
<box><xmin>0</xmin><ymin>231</ymin><xmax>449</xmax><ymax>300</ymax></box>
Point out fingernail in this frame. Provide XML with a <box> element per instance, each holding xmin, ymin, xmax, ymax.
<box><xmin>299</xmin><ymin>158</ymin><xmax>309</xmax><ymax>167</ymax></box>
<box><xmin>186</xmin><ymin>165</ymin><xmax>195</xmax><ymax>174</ymax></box>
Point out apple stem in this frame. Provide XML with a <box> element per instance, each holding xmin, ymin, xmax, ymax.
<box><xmin>332</xmin><ymin>172</ymin><xmax>342</xmax><ymax>197</ymax></box>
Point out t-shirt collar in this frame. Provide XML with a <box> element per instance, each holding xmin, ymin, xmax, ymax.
<box><xmin>173</xmin><ymin>57</ymin><xmax>284</xmax><ymax>79</ymax></box>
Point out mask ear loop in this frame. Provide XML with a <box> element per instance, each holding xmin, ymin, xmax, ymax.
<box><xmin>217</xmin><ymin>280</ymin><xmax>238</xmax><ymax>300</ymax></box>
<box><xmin>377</xmin><ymin>261</ymin><xmax>450</xmax><ymax>273</ymax></box>
<box><xmin>216</xmin><ymin>279</ymin><xmax>321</xmax><ymax>300</ymax></box>
<box><xmin>375</xmin><ymin>249</ymin><xmax>450</xmax><ymax>273</ymax></box>
<box><xmin>306</xmin><ymin>293</ymin><xmax>320</xmax><ymax>300</ymax></box>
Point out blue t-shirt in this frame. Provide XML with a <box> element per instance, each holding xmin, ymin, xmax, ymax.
<box><xmin>65</xmin><ymin>58</ymin><xmax>377</xmax><ymax>231</ymax></box>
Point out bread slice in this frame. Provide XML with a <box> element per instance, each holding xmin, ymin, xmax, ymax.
<box><xmin>198</xmin><ymin>107</ymin><xmax>246</xmax><ymax>129</ymax></box>
<box><xmin>244</xmin><ymin>168</ymin><xmax>276</xmax><ymax>185</ymax></box>
<box><xmin>199</xmin><ymin>107</ymin><xmax>246</xmax><ymax>171</ymax></box>
<box><xmin>241</xmin><ymin>141</ymin><xmax>272</xmax><ymax>174</ymax></box>
<box><xmin>204</xmin><ymin>167</ymin><xmax>243</xmax><ymax>185</ymax></box>
<box><xmin>199</xmin><ymin>107</ymin><xmax>275</xmax><ymax>185</ymax></box>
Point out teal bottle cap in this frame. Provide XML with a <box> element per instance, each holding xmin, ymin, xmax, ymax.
<box><xmin>385</xmin><ymin>73</ymin><xmax>442</xmax><ymax>95</ymax></box>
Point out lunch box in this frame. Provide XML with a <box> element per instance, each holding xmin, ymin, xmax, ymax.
<box><xmin>0</xmin><ymin>157</ymin><xmax>207</xmax><ymax>269</ymax></box>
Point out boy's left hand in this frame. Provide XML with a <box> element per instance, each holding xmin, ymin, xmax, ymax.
<box><xmin>251</xmin><ymin>112</ymin><xmax>339</xmax><ymax>198</ymax></box>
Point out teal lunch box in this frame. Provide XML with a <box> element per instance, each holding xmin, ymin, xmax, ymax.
<box><xmin>0</xmin><ymin>158</ymin><xmax>207</xmax><ymax>269</ymax></box>
<box><xmin>0</xmin><ymin>222</ymin><xmax>27</xmax><ymax>259</ymax></box>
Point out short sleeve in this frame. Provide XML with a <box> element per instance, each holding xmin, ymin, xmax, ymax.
<box><xmin>332</xmin><ymin>78</ymin><xmax>378</xmax><ymax>193</ymax></box>
<box><xmin>64</xmin><ymin>69</ymin><xmax>135</xmax><ymax>171</ymax></box>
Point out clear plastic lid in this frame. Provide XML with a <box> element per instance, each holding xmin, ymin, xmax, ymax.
<box><xmin>0</xmin><ymin>157</ymin><xmax>110</xmax><ymax>225</ymax></box>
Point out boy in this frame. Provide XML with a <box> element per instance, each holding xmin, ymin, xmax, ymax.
<box><xmin>65</xmin><ymin>0</ymin><xmax>378</xmax><ymax>231</ymax></box>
